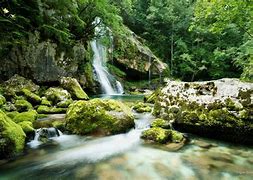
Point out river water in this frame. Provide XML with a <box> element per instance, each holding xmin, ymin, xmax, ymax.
<box><xmin>0</xmin><ymin>96</ymin><xmax>253</xmax><ymax>180</ymax></box>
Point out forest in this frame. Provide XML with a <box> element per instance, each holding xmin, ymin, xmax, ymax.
<box><xmin>1</xmin><ymin>0</ymin><xmax>252</xmax><ymax>82</ymax></box>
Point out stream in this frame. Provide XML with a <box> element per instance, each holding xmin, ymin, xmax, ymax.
<box><xmin>1</xmin><ymin>95</ymin><xmax>253</xmax><ymax>180</ymax></box>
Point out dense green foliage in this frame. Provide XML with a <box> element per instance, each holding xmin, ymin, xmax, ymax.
<box><xmin>0</xmin><ymin>0</ymin><xmax>252</xmax><ymax>81</ymax></box>
<box><xmin>119</xmin><ymin>0</ymin><xmax>252</xmax><ymax>81</ymax></box>
<box><xmin>0</xmin><ymin>0</ymin><xmax>124</xmax><ymax>55</ymax></box>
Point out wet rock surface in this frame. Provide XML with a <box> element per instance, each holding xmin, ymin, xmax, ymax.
<box><xmin>153</xmin><ymin>78</ymin><xmax>253</xmax><ymax>144</ymax></box>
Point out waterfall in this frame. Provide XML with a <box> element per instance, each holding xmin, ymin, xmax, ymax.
<box><xmin>91</xmin><ymin>18</ymin><xmax>124</xmax><ymax>95</ymax></box>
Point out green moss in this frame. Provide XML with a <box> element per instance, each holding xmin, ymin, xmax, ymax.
<box><xmin>144</xmin><ymin>88</ymin><xmax>161</xmax><ymax>104</ymax></box>
<box><xmin>60</xmin><ymin>77</ymin><xmax>89</xmax><ymax>100</ymax></box>
<box><xmin>141</xmin><ymin>127</ymin><xmax>170</xmax><ymax>144</ymax></box>
<box><xmin>6</xmin><ymin>111</ymin><xmax>19</xmax><ymax>119</ymax></box>
<box><xmin>132</xmin><ymin>102</ymin><xmax>152</xmax><ymax>113</ymax></box>
<box><xmin>0</xmin><ymin>95</ymin><xmax>6</xmax><ymax>107</ymax></box>
<box><xmin>37</xmin><ymin>105</ymin><xmax>66</xmax><ymax>114</ymax></box>
<box><xmin>151</xmin><ymin>118</ymin><xmax>171</xmax><ymax>129</ymax></box>
<box><xmin>22</xmin><ymin>89</ymin><xmax>41</xmax><ymax>104</ymax></box>
<box><xmin>2</xmin><ymin>102</ymin><xmax>17</xmax><ymax>112</ymax></box>
<box><xmin>41</xmin><ymin>97</ymin><xmax>52</xmax><ymax>106</ymax></box>
<box><xmin>56</xmin><ymin>99</ymin><xmax>73</xmax><ymax>108</ymax></box>
<box><xmin>0</xmin><ymin>110</ymin><xmax>26</xmax><ymax>159</ymax></box>
<box><xmin>15</xmin><ymin>100</ymin><xmax>33</xmax><ymax>112</ymax></box>
<box><xmin>18</xmin><ymin>121</ymin><xmax>34</xmax><ymax>134</ymax></box>
<box><xmin>37</xmin><ymin>114</ymin><xmax>49</xmax><ymax>119</ymax></box>
<box><xmin>65</xmin><ymin>99</ymin><xmax>134</xmax><ymax>135</ymax></box>
<box><xmin>107</xmin><ymin>63</ymin><xmax>126</xmax><ymax>78</ymax></box>
<box><xmin>171</xmin><ymin>130</ymin><xmax>184</xmax><ymax>143</ymax></box>
<box><xmin>45</xmin><ymin>87</ymin><xmax>71</xmax><ymax>105</ymax></box>
<box><xmin>13</xmin><ymin>110</ymin><xmax>38</xmax><ymax>123</ymax></box>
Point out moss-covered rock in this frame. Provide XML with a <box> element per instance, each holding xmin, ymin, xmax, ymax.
<box><xmin>2</xmin><ymin>102</ymin><xmax>17</xmax><ymax>112</ymax></box>
<box><xmin>132</xmin><ymin>102</ymin><xmax>152</xmax><ymax>113</ymax></box>
<box><xmin>56</xmin><ymin>99</ymin><xmax>73</xmax><ymax>108</ymax></box>
<box><xmin>21</xmin><ymin>89</ymin><xmax>41</xmax><ymax>105</ymax></box>
<box><xmin>3</xmin><ymin>74</ymin><xmax>40</xmax><ymax>93</ymax></box>
<box><xmin>141</xmin><ymin>127</ymin><xmax>170</xmax><ymax>144</ymax></box>
<box><xmin>6</xmin><ymin>111</ymin><xmax>19</xmax><ymax>119</ymax></box>
<box><xmin>15</xmin><ymin>100</ymin><xmax>33</xmax><ymax>112</ymax></box>
<box><xmin>18</xmin><ymin>121</ymin><xmax>34</xmax><ymax>134</ymax></box>
<box><xmin>65</xmin><ymin>99</ymin><xmax>134</xmax><ymax>135</ymax></box>
<box><xmin>45</xmin><ymin>87</ymin><xmax>71</xmax><ymax>105</ymax></box>
<box><xmin>151</xmin><ymin>118</ymin><xmax>171</xmax><ymax>129</ymax></box>
<box><xmin>13</xmin><ymin>110</ymin><xmax>38</xmax><ymax>123</ymax></box>
<box><xmin>37</xmin><ymin>105</ymin><xmax>66</xmax><ymax>114</ymax></box>
<box><xmin>0</xmin><ymin>110</ymin><xmax>26</xmax><ymax>159</ymax></box>
<box><xmin>0</xmin><ymin>95</ymin><xmax>6</xmax><ymax>107</ymax></box>
<box><xmin>40</xmin><ymin>97</ymin><xmax>52</xmax><ymax>106</ymax></box>
<box><xmin>60</xmin><ymin>77</ymin><xmax>89</xmax><ymax>100</ymax></box>
<box><xmin>141</xmin><ymin>127</ymin><xmax>184</xmax><ymax>144</ymax></box>
<box><xmin>154</xmin><ymin>79</ymin><xmax>253</xmax><ymax>144</ymax></box>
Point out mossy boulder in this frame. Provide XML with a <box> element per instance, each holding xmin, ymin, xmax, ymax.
<box><xmin>0</xmin><ymin>110</ymin><xmax>26</xmax><ymax>159</ymax></box>
<box><xmin>13</xmin><ymin>110</ymin><xmax>38</xmax><ymax>123</ymax></box>
<box><xmin>21</xmin><ymin>89</ymin><xmax>41</xmax><ymax>105</ymax></box>
<box><xmin>0</xmin><ymin>95</ymin><xmax>6</xmax><ymax>107</ymax></box>
<box><xmin>151</xmin><ymin>118</ymin><xmax>171</xmax><ymax>129</ymax></box>
<box><xmin>6</xmin><ymin>111</ymin><xmax>19</xmax><ymax>119</ymax></box>
<box><xmin>141</xmin><ymin>127</ymin><xmax>184</xmax><ymax>144</ymax></box>
<box><xmin>65</xmin><ymin>99</ymin><xmax>134</xmax><ymax>135</ymax></box>
<box><xmin>15</xmin><ymin>100</ymin><xmax>33</xmax><ymax>112</ymax></box>
<box><xmin>45</xmin><ymin>87</ymin><xmax>71</xmax><ymax>105</ymax></box>
<box><xmin>60</xmin><ymin>77</ymin><xmax>89</xmax><ymax>100</ymax></box>
<box><xmin>3</xmin><ymin>74</ymin><xmax>39</xmax><ymax>95</ymax></box>
<box><xmin>141</xmin><ymin>127</ymin><xmax>170</xmax><ymax>144</ymax></box>
<box><xmin>18</xmin><ymin>121</ymin><xmax>34</xmax><ymax>134</ymax></box>
<box><xmin>132</xmin><ymin>102</ymin><xmax>152</xmax><ymax>113</ymax></box>
<box><xmin>2</xmin><ymin>102</ymin><xmax>17</xmax><ymax>112</ymax></box>
<box><xmin>56</xmin><ymin>99</ymin><xmax>73</xmax><ymax>108</ymax></box>
<box><xmin>40</xmin><ymin>97</ymin><xmax>52</xmax><ymax>106</ymax></box>
<box><xmin>37</xmin><ymin>105</ymin><xmax>66</xmax><ymax>114</ymax></box>
<box><xmin>154</xmin><ymin>79</ymin><xmax>253</xmax><ymax>144</ymax></box>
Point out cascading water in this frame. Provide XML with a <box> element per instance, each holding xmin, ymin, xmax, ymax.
<box><xmin>91</xmin><ymin>18</ymin><xmax>124</xmax><ymax>95</ymax></box>
<box><xmin>91</xmin><ymin>41</ymin><xmax>123</xmax><ymax>95</ymax></box>
<box><xmin>28</xmin><ymin>127</ymin><xmax>62</xmax><ymax>148</ymax></box>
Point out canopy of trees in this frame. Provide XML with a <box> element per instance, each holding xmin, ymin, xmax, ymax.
<box><xmin>0</xmin><ymin>0</ymin><xmax>252</xmax><ymax>81</ymax></box>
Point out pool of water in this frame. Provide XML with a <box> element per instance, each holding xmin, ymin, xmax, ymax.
<box><xmin>91</xmin><ymin>94</ymin><xmax>145</xmax><ymax>102</ymax></box>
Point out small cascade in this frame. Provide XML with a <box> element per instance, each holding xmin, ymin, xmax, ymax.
<box><xmin>91</xmin><ymin>18</ymin><xmax>124</xmax><ymax>95</ymax></box>
<box><xmin>28</xmin><ymin>127</ymin><xmax>62</xmax><ymax>148</ymax></box>
<box><xmin>43</xmin><ymin>113</ymin><xmax>155</xmax><ymax>166</ymax></box>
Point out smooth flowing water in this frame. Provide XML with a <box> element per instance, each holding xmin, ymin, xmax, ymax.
<box><xmin>1</xmin><ymin>97</ymin><xmax>253</xmax><ymax>179</ymax></box>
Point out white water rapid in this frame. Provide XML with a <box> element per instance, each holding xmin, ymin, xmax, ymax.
<box><xmin>40</xmin><ymin>113</ymin><xmax>154</xmax><ymax>167</ymax></box>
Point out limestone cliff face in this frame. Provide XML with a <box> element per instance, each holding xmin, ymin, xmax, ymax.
<box><xmin>0</xmin><ymin>33</ymin><xmax>95</xmax><ymax>91</ymax></box>
<box><xmin>113</xmin><ymin>29</ymin><xmax>169</xmax><ymax>79</ymax></box>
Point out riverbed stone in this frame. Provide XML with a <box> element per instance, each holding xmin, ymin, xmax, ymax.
<box><xmin>15</xmin><ymin>99</ymin><xmax>33</xmax><ymax>112</ymax></box>
<box><xmin>132</xmin><ymin>102</ymin><xmax>152</xmax><ymax>113</ymax></box>
<box><xmin>151</xmin><ymin>118</ymin><xmax>171</xmax><ymax>129</ymax></box>
<box><xmin>0</xmin><ymin>110</ymin><xmax>26</xmax><ymax>159</ymax></box>
<box><xmin>153</xmin><ymin>78</ymin><xmax>253</xmax><ymax>144</ymax></box>
<box><xmin>37</xmin><ymin>105</ymin><xmax>66</xmax><ymax>114</ymax></box>
<box><xmin>13</xmin><ymin>110</ymin><xmax>38</xmax><ymax>123</ymax></box>
<box><xmin>65</xmin><ymin>99</ymin><xmax>134</xmax><ymax>135</ymax></box>
<box><xmin>21</xmin><ymin>89</ymin><xmax>41</xmax><ymax>105</ymax></box>
<box><xmin>18</xmin><ymin>121</ymin><xmax>34</xmax><ymax>134</ymax></box>
<box><xmin>60</xmin><ymin>77</ymin><xmax>89</xmax><ymax>100</ymax></box>
<box><xmin>44</xmin><ymin>87</ymin><xmax>71</xmax><ymax>105</ymax></box>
